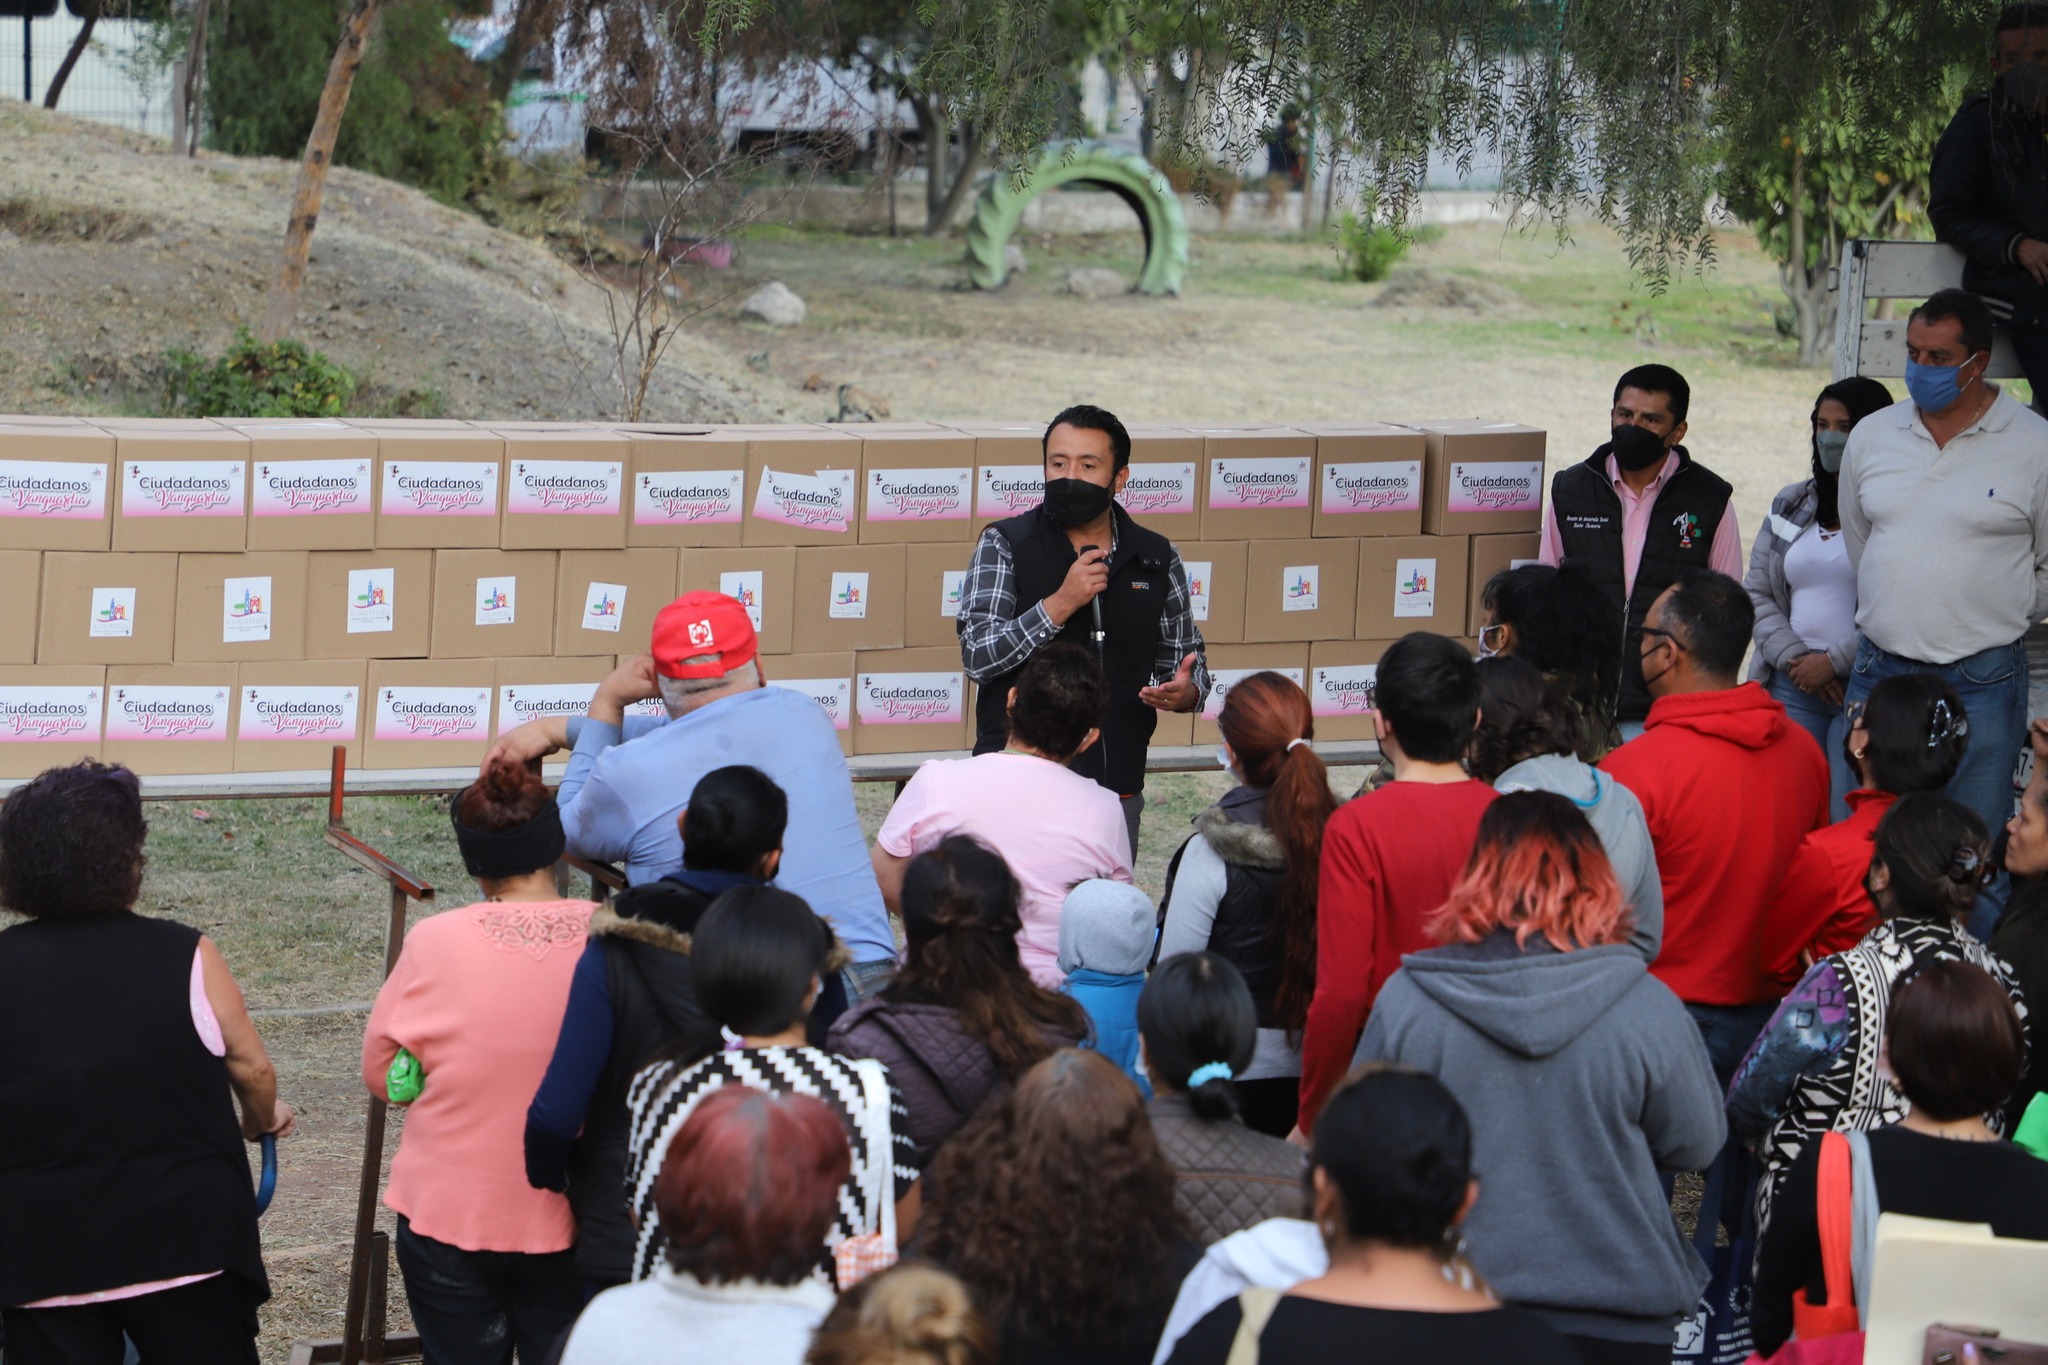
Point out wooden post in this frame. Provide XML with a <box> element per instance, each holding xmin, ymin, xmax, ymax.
<box><xmin>41</xmin><ymin>1</ymin><xmax>98</xmax><ymax>110</ymax></box>
<box><xmin>182</xmin><ymin>0</ymin><xmax>212</xmax><ymax>155</ymax></box>
<box><xmin>257</xmin><ymin>0</ymin><xmax>383</xmax><ymax>342</ymax></box>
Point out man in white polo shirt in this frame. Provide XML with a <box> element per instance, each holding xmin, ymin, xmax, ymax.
<box><xmin>1841</xmin><ymin>286</ymin><xmax>2048</xmax><ymax>838</ymax></box>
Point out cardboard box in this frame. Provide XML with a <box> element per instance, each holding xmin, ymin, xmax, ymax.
<box><xmin>1403</xmin><ymin>420</ymin><xmax>1547</xmax><ymax>535</ymax></box>
<box><xmin>1306</xmin><ymin>424</ymin><xmax>1430</xmax><ymax>538</ymax></box>
<box><xmin>0</xmin><ymin>552</ymin><xmax>40</xmax><ymax>664</ymax></box>
<box><xmin>793</xmin><ymin>545</ymin><xmax>906</xmax><ymax>652</ymax></box>
<box><xmin>555</xmin><ymin>549</ymin><xmax>679</xmax><ymax>657</ymax></box>
<box><xmin>225</xmin><ymin>419</ymin><xmax>378</xmax><ymax>551</ymax></box>
<box><xmin>304</xmin><ymin>549</ymin><xmax>435</xmax><ymax>659</ymax></box>
<box><xmin>964</xmin><ymin>422</ymin><xmax>1048</xmax><ymax>533</ymax></box>
<box><xmin>1169</xmin><ymin>541</ymin><xmax>1248</xmax><ymax>647</ymax></box>
<box><xmin>234</xmin><ymin>660</ymin><xmax>367</xmax><ymax>771</ymax></box>
<box><xmin>38</xmin><ymin>551</ymin><xmax>179</xmax><ymax>665</ymax></box>
<box><xmin>494</xmin><ymin>656</ymin><xmax>613</xmax><ymax>736</ymax></box>
<box><xmin>761</xmin><ymin>651</ymin><xmax>855</xmax><ymax>756</ymax></box>
<box><xmin>0</xmin><ymin>422</ymin><xmax>115</xmax><ymax>550</ymax></box>
<box><xmin>0</xmin><ymin>664</ymin><xmax>105</xmax><ymax>776</ymax></box>
<box><xmin>343</xmin><ymin>418</ymin><xmax>481</xmax><ymax>431</ymax></box>
<box><xmin>743</xmin><ymin>428</ymin><xmax>862</xmax><ymax>546</ymax></box>
<box><xmin>1150</xmin><ymin>706</ymin><xmax>1196</xmax><ymax>750</ymax></box>
<box><xmin>1465</xmin><ymin>533</ymin><xmax>1544</xmax><ymax>635</ymax></box>
<box><xmin>1192</xmin><ymin>644</ymin><xmax>1309</xmax><ymax>747</ymax></box>
<box><xmin>677</xmin><ymin>546</ymin><xmax>797</xmax><ymax>655</ymax></box>
<box><xmin>903</xmin><ymin>543</ymin><xmax>971</xmax><ymax>649</ymax></box>
<box><xmin>110</xmin><ymin>425</ymin><xmax>251</xmax><ymax>552</ymax></box>
<box><xmin>1123</xmin><ymin>424</ymin><xmax>1207</xmax><ymax>544</ymax></box>
<box><xmin>430</xmin><ymin>550</ymin><xmax>559</xmax><ymax>659</ymax></box>
<box><xmin>362</xmin><ymin>659</ymin><xmax>495</xmax><ymax>769</ymax></box>
<box><xmin>374</xmin><ymin>426</ymin><xmax>505</xmax><ymax>549</ymax></box>
<box><xmin>104</xmin><ymin>664</ymin><xmax>236</xmax><ymax>775</ymax></box>
<box><xmin>1356</xmin><ymin>535</ymin><xmax>1470</xmax><ymax>640</ymax></box>
<box><xmin>1196</xmin><ymin>426</ymin><xmax>1314</xmax><ymax>541</ymax></box>
<box><xmin>173</xmin><ymin>552</ymin><xmax>310</xmax><ymax>664</ymax></box>
<box><xmin>858</xmin><ymin>429</ymin><xmax>976</xmax><ymax>544</ymax></box>
<box><xmin>625</xmin><ymin>428</ymin><xmax>748</xmax><ymax>548</ymax></box>
<box><xmin>1243</xmin><ymin>538</ymin><xmax>1362</xmax><ymax>644</ymax></box>
<box><xmin>853</xmin><ymin>647</ymin><xmax>970</xmax><ymax>755</ymax></box>
<box><xmin>492</xmin><ymin>426</ymin><xmax>630</xmax><ymax>549</ymax></box>
<box><xmin>1307</xmin><ymin>640</ymin><xmax>1388</xmax><ymax>742</ymax></box>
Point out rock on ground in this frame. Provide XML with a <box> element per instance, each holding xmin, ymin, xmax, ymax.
<box><xmin>1372</xmin><ymin>267</ymin><xmax>1521</xmax><ymax>313</ymax></box>
<box><xmin>741</xmin><ymin>280</ymin><xmax>808</xmax><ymax>326</ymax></box>
<box><xmin>1063</xmin><ymin>266</ymin><xmax>1129</xmax><ymax>299</ymax></box>
<box><xmin>1004</xmin><ymin>241</ymin><xmax>1029</xmax><ymax>275</ymax></box>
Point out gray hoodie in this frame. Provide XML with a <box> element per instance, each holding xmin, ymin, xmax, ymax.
<box><xmin>1495</xmin><ymin>753</ymin><xmax>1664</xmax><ymax>963</ymax></box>
<box><xmin>1356</xmin><ymin>940</ymin><xmax>1725</xmax><ymax>1343</ymax></box>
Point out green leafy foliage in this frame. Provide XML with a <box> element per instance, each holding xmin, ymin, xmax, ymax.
<box><xmin>1333</xmin><ymin>210</ymin><xmax>1408</xmax><ymax>281</ymax></box>
<box><xmin>162</xmin><ymin>330</ymin><xmax>358</xmax><ymax>418</ymax></box>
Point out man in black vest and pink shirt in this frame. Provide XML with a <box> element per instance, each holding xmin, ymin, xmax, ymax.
<box><xmin>958</xmin><ymin>405</ymin><xmax>1212</xmax><ymax>850</ymax></box>
<box><xmin>1539</xmin><ymin>365</ymin><xmax>1746</xmax><ymax>737</ymax></box>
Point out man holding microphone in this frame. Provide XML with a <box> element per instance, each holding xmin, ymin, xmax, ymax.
<box><xmin>958</xmin><ymin>404</ymin><xmax>1211</xmax><ymax>851</ymax></box>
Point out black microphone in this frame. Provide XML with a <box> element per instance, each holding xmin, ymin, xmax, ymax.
<box><xmin>1079</xmin><ymin>544</ymin><xmax>1106</xmax><ymax>659</ymax></box>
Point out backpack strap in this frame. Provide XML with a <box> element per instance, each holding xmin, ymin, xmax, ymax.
<box><xmin>1223</xmin><ymin>1287</ymin><xmax>1284</xmax><ymax>1365</ymax></box>
<box><xmin>1815</xmin><ymin>1131</ymin><xmax>1854</xmax><ymax>1311</ymax></box>
<box><xmin>1845</xmin><ymin>1128</ymin><xmax>1879</xmax><ymax>1325</ymax></box>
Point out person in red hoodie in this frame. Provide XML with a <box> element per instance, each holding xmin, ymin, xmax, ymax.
<box><xmin>1297</xmin><ymin>633</ymin><xmax>1496</xmax><ymax>1134</ymax></box>
<box><xmin>1601</xmin><ymin>569</ymin><xmax>1829</xmax><ymax>1084</ymax></box>
<box><xmin>1761</xmin><ymin>672</ymin><xmax>1969</xmax><ymax>986</ymax></box>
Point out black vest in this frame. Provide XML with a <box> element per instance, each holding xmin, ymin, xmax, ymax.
<box><xmin>0</xmin><ymin>912</ymin><xmax>267</xmax><ymax>1307</ymax></box>
<box><xmin>1161</xmin><ymin>791</ymin><xmax>1289</xmax><ymax>1029</ymax></box>
<box><xmin>973</xmin><ymin>504</ymin><xmax>1173</xmax><ymax>796</ymax></box>
<box><xmin>1549</xmin><ymin>445</ymin><xmax>1732</xmax><ymax>721</ymax></box>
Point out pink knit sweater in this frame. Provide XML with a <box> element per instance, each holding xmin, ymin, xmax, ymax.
<box><xmin>363</xmin><ymin>899</ymin><xmax>594</xmax><ymax>1253</ymax></box>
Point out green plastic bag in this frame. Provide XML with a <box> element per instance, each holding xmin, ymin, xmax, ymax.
<box><xmin>387</xmin><ymin>1047</ymin><xmax>424</xmax><ymax>1105</ymax></box>
<box><xmin>2016</xmin><ymin>1092</ymin><xmax>2048</xmax><ymax>1161</ymax></box>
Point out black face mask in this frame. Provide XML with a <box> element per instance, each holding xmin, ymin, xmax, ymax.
<box><xmin>1635</xmin><ymin>636</ymin><xmax>1673</xmax><ymax>696</ymax></box>
<box><xmin>1043</xmin><ymin>476</ymin><xmax>1114</xmax><ymax>527</ymax></box>
<box><xmin>1609</xmin><ymin>423</ymin><xmax>1669</xmax><ymax>473</ymax></box>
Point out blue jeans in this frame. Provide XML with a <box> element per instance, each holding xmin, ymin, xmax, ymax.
<box><xmin>1765</xmin><ymin>672</ymin><xmax>1855</xmax><ymax>823</ymax></box>
<box><xmin>1845</xmin><ymin>635</ymin><xmax>2028</xmax><ymax>841</ymax></box>
<box><xmin>1684</xmin><ymin>1000</ymin><xmax>1779</xmax><ymax>1093</ymax></box>
<box><xmin>394</xmin><ymin>1216</ymin><xmax>582</xmax><ymax>1365</ymax></box>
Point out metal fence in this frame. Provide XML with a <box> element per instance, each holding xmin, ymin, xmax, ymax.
<box><xmin>0</xmin><ymin>12</ymin><xmax>175</xmax><ymax>141</ymax></box>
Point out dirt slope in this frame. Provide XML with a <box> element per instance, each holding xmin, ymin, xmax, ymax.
<box><xmin>0</xmin><ymin>102</ymin><xmax>810</xmax><ymax>422</ymax></box>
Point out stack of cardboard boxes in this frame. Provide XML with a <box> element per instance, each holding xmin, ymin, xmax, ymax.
<box><xmin>0</xmin><ymin>416</ymin><xmax>1544</xmax><ymax>776</ymax></box>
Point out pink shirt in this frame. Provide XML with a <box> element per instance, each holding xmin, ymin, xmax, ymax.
<box><xmin>877</xmin><ymin>752</ymin><xmax>1133</xmax><ymax>988</ymax></box>
<box><xmin>363</xmin><ymin>899</ymin><xmax>593</xmax><ymax>1253</ymax></box>
<box><xmin>1539</xmin><ymin>451</ymin><xmax>1744</xmax><ymax>593</ymax></box>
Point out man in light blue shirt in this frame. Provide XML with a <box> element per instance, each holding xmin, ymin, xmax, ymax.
<box><xmin>488</xmin><ymin>591</ymin><xmax>895</xmax><ymax>977</ymax></box>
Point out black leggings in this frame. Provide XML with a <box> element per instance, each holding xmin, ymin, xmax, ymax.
<box><xmin>2</xmin><ymin>1273</ymin><xmax>259</xmax><ymax>1365</ymax></box>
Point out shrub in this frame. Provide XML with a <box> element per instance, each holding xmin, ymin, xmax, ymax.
<box><xmin>1334</xmin><ymin>210</ymin><xmax>1409</xmax><ymax>282</ymax></box>
<box><xmin>162</xmin><ymin>330</ymin><xmax>358</xmax><ymax>418</ymax></box>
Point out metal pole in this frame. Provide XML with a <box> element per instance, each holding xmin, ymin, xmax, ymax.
<box><xmin>23</xmin><ymin>13</ymin><xmax>31</xmax><ymax>105</ymax></box>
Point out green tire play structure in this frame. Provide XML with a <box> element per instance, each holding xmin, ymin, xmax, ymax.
<box><xmin>964</xmin><ymin>141</ymin><xmax>1190</xmax><ymax>296</ymax></box>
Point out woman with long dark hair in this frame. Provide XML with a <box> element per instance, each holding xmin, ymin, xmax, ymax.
<box><xmin>1158</xmin><ymin>670</ymin><xmax>1338</xmax><ymax>1135</ymax></box>
<box><xmin>830</xmin><ymin>836</ymin><xmax>1088</xmax><ymax>1165</ymax></box>
<box><xmin>920</xmin><ymin>1049</ymin><xmax>1198</xmax><ymax>1364</ymax></box>
<box><xmin>1477</xmin><ymin>562</ymin><xmax>1623</xmax><ymax>759</ymax></box>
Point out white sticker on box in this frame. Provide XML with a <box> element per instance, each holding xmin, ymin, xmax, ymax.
<box><xmin>1320</xmin><ymin>460</ymin><xmax>1422</xmax><ymax>514</ymax></box>
<box><xmin>1511</xmin><ymin>557</ymin><xmax>1538</xmax><ymax>569</ymax></box>
<box><xmin>856</xmin><ymin>671</ymin><xmax>965</xmax><ymax>726</ymax></box>
<box><xmin>474</xmin><ymin>576</ymin><xmax>517</xmax><ymax>627</ymax></box>
<box><xmin>222</xmin><ymin>576</ymin><xmax>273</xmax><ymax>644</ymax></box>
<box><xmin>0</xmin><ymin>459</ymin><xmax>108</xmax><ymax>520</ymax></box>
<box><xmin>581</xmin><ymin>581</ymin><xmax>627</xmax><ymax>634</ymax></box>
<box><xmin>88</xmin><ymin>586</ymin><xmax>136</xmax><ymax>638</ymax></box>
<box><xmin>1393</xmin><ymin>558</ymin><xmax>1437</xmax><ymax>618</ymax></box>
<box><xmin>347</xmin><ymin>568</ymin><xmax>395</xmax><ymax>634</ymax></box>
<box><xmin>239</xmin><ymin>685</ymin><xmax>358</xmax><ymax>742</ymax></box>
<box><xmin>1282</xmin><ymin>564</ymin><xmax>1320</xmax><ymax>613</ymax></box>
<box><xmin>867</xmin><ymin>467</ymin><xmax>972</xmax><ymax>522</ymax></box>
<box><xmin>939</xmin><ymin>570</ymin><xmax>966</xmax><ymax>619</ymax></box>
<box><xmin>252</xmin><ymin>458</ymin><xmax>373</xmax><ymax>517</ymax></box>
<box><xmin>976</xmin><ymin>465</ymin><xmax>1044</xmax><ymax>519</ymax></box>
<box><xmin>635</xmin><ymin>468</ymin><xmax>744</xmax><ymax>525</ymax></box>
<box><xmin>829</xmin><ymin>572</ymin><xmax>870</xmax><ymax>620</ymax></box>
<box><xmin>778</xmin><ymin>677</ymin><xmax>852</xmax><ymax>731</ymax></box>
<box><xmin>122</xmin><ymin>460</ymin><xmax>245</xmax><ymax>518</ymax></box>
<box><xmin>380</xmin><ymin>461</ymin><xmax>499</xmax><ymax>517</ymax></box>
<box><xmin>506</xmin><ymin>459</ymin><xmax>624</xmax><ymax>517</ymax></box>
<box><xmin>753</xmin><ymin>466</ymin><xmax>854</xmax><ymax>534</ymax></box>
<box><xmin>373</xmin><ymin>686</ymin><xmax>492</xmax><ymax>742</ymax></box>
<box><xmin>719</xmin><ymin>571</ymin><xmax>764</xmax><ymax>630</ymax></box>
<box><xmin>0</xmin><ymin>686</ymin><xmax>103</xmax><ymax>744</ymax></box>
<box><xmin>1184</xmin><ymin>561</ymin><xmax>1212</xmax><ymax>622</ymax></box>
<box><xmin>1445</xmin><ymin>461</ymin><xmax>1544</xmax><ymax>515</ymax></box>
<box><xmin>499</xmin><ymin>683</ymin><xmax>601</xmax><ymax>732</ymax></box>
<box><xmin>1120</xmin><ymin>463</ymin><xmax>1197</xmax><ymax>517</ymax></box>
<box><xmin>1207</xmin><ymin>456</ymin><xmax>1310</xmax><ymax>511</ymax></box>
<box><xmin>105</xmin><ymin>685</ymin><xmax>230</xmax><ymax>742</ymax></box>
<box><xmin>1202</xmin><ymin>667</ymin><xmax>1306</xmax><ymax>722</ymax></box>
<box><xmin>1311</xmin><ymin>664</ymin><xmax>1378</xmax><ymax>718</ymax></box>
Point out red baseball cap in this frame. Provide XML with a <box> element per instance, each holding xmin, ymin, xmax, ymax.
<box><xmin>651</xmin><ymin>591</ymin><xmax>759</xmax><ymax>680</ymax></box>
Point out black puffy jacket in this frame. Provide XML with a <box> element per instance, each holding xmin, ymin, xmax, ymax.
<box><xmin>1930</xmin><ymin>88</ymin><xmax>2048</xmax><ymax>327</ymax></box>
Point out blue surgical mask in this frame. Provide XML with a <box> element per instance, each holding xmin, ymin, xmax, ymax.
<box><xmin>1904</xmin><ymin>354</ymin><xmax>1981</xmax><ymax>414</ymax></box>
<box><xmin>1215</xmin><ymin>744</ymin><xmax>1234</xmax><ymax>772</ymax></box>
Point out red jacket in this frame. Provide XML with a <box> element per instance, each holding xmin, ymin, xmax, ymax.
<box><xmin>1298</xmin><ymin>779</ymin><xmax>1497</xmax><ymax>1133</ymax></box>
<box><xmin>1601</xmin><ymin>683</ymin><xmax>1828</xmax><ymax>1007</ymax></box>
<box><xmin>1759</xmin><ymin>789</ymin><xmax>1894</xmax><ymax>986</ymax></box>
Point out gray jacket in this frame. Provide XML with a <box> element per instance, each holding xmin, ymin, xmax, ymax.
<box><xmin>1745</xmin><ymin>478</ymin><xmax>1856</xmax><ymax>685</ymax></box>
<box><xmin>1357</xmin><ymin>939</ymin><xmax>1725</xmax><ymax>1342</ymax></box>
<box><xmin>1494</xmin><ymin>754</ymin><xmax>1663</xmax><ymax>963</ymax></box>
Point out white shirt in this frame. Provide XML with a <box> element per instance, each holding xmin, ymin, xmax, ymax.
<box><xmin>1783</xmin><ymin>523</ymin><xmax>1857</xmax><ymax>655</ymax></box>
<box><xmin>560</xmin><ymin>1270</ymin><xmax>834</xmax><ymax>1365</ymax></box>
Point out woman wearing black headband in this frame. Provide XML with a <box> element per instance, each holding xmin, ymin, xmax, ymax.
<box><xmin>363</xmin><ymin>761</ymin><xmax>595</xmax><ymax>1365</ymax></box>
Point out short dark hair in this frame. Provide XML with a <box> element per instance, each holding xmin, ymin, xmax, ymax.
<box><xmin>1887</xmin><ymin>961</ymin><xmax>2025</xmax><ymax>1121</ymax></box>
<box><xmin>0</xmin><ymin>761</ymin><xmax>147</xmax><ymax>919</ymax></box>
<box><xmin>691</xmin><ymin>885</ymin><xmax>836</xmax><ymax>1036</ymax></box>
<box><xmin>682</xmin><ymin>765</ymin><xmax>787</xmax><ymax>873</ymax></box>
<box><xmin>1996</xmin><ymin>4</ymin><xmax>2048</xmax><ymax>39</ymax></box>
<box><xmin>1872</xmin><ymin>793</ymin><xmax>1992</xmax><ymax>924</ymax></box>
<box><xmin>1375</xmin><ymin>632</ymin><xmax>1481</xmax><ymax>764</ymax></box>
<box><xmin>1657</xmin><ymin>569</ymin><xmax>1754</xmax><ymax>680</ymax></box>
<box><xmin>1043</xmin><ymin>404</ymin><xmax>1132</xmax><ymax>472</ymax></box>
<box><xmin>1468</xmin><ymin>656</ymin><xmax>1581</xmax><ymax>781</ymax></box>
<box><xmin>1613</xmin><ymin>364</ymin><xmax>1691</xmax><ymax>425</ymax></box>
<box><xmin>1138</xmin><ymin>953</ymin><xmax>1259</xmax><ymax>1121</ymax></box>
<box><xmin>1008</xmin><ymin>642</ymin><xmax>1110</xmax><ymax>759</ymax></box>
<box><xmin>1860</xmin><ymin>674</ymin><xmax>1967</xmax><ymax>797</ymax></box>
<box><xmin>1910</xmin><ymin>288</ymin><xmax>1996</xmax><ymax>358</ymax></box>
<box><xmin>1313</xmin><ymin>1067</ymin><xmax>1473</xmax><ymax>1248</ymax></box>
